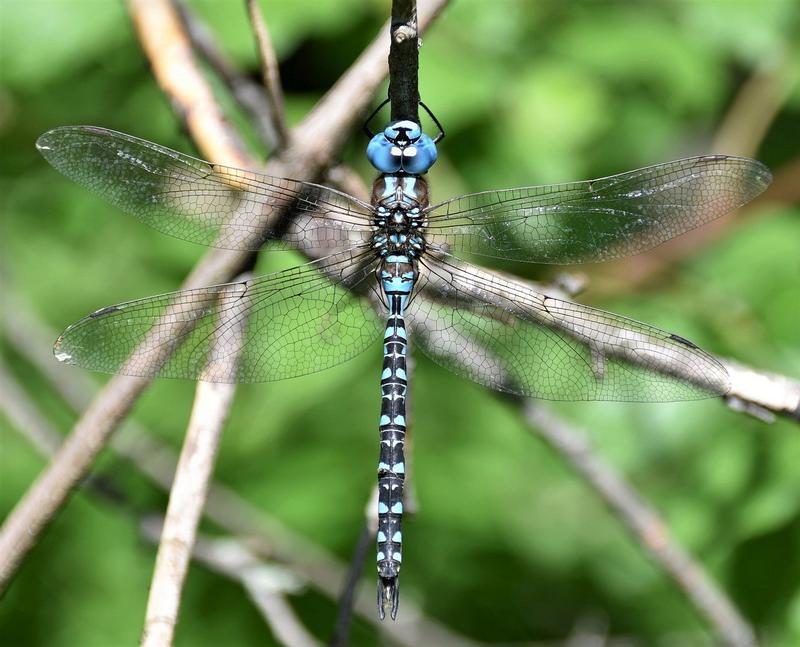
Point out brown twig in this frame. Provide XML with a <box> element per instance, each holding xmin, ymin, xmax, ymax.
<box><xmin>0</xmin><ymin>363</ymin><xmax>63</xmax><ymax>457</ymax></box>
<box><xmin>245</xmin><ymin>0</ymin><xmax>289</xmax><ymax>149</ymax></box>
<box><xmin>139</xmin><ymin>517</ymin><xmax>320</xmax><ymax>647</ymax></box>
<box><xmin>725</xmin><ymin>359</ymin><xmax>800</xmax><ymax>421</ymax></box>
<box><xmin>140</xmin><ymin>275</ymin><xmax>251</xmax><ymax>647</ymax></box>
<box><xmin>0</xmin><ymin>0</ymin><xmax>450</xmax><ymax>602</ymax></box>
<box><xmin>388</xmin><ymin>0</ymin><xmax>420</xmax><ymax>122</ymax></box>
<box><xmin>712</xmin><ymin>50</ymin><xmax>796</xmax><ymax>157</ymax></box>
<box><xmin>174</xmin><ymin>0</ymin><xmax>279</xmax><ymax>149</ymax></box>
<box><xmin>523</xmin><ymin>402</ymin><xmax>757</xmax><ymax>647</ymax></box>
<box><xmin>331</xmin><ymin>523</ymin><xmax>373</xmax><ymax>646</ymax></box>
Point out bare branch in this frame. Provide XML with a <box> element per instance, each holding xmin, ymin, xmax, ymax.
<box><xmin>331</xmin><ymin>524</ymin><xmax>373</xmax><ymax>646</ymax></box>
<box><xmin>128</xmin><ymin>0</ymin><xmax>253</xmax><ymax>167</ymax></box>
<box><xmin>140</xmin><ymin>517</ymin><xmax>320</xmax><ymax>647</ymax></box>
<box><xmin>0</xmin><ymin>371</ymin><xmax>151</xmax><ymax>593</ymax></box>
<box><xmin>523</xmin><ymin>402</ymin><xmax>757</xmax><ymax>647</ymax></box>
<box><xmin>388</xmin><ymin>0</ymin><xmax>420</xmax><ymax>122</ymax></box>
<box><xmin>245</xmin><ymin>0</ymin><xmax>289</xmax><ymax>149</ymax></box>
<box><xmin>725</xmin><ymin>359</ymin><xmax>800</xmax><ymax>421</ymax></box>
<box><xmin>419</xmin><ymin>259</ymin><xmax>800</xmax><ymax>420</ymax></box>
<box><xmin>0</xmin><ymin>370</ymin><xmax>316</xmax><ymax>646</ymax></box>
<box><xmin>140</xmin><ymin>276</ymin><xmax>251</xmax><ymax>647</ymax></box>
<box><xmin>174</xmin><ymin>0</ymin><xmax>279</xmax><ymax>149</ymax></box>
<box><xmin>0</xmin><ymin>363</ymin><xmax>63</xmax><ymax>457</ymax></box>
<box><xmin>406</xmin><ymin>298</ymin><xmax>759</xmax><ymax>644</ymax></box>
<box><xmin>713</xmin><ymin>50</ymin><xmax>796</xmax><ymax>157</ymax></box>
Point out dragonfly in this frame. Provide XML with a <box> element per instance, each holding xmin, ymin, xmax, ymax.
<box><xmin>37</xmin><ymin>119</ymin><xmax>770</xmax><ymax>620</ymax></box>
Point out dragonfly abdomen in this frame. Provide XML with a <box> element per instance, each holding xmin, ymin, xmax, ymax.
<box><xmin>376</xmin><ymin>310</ymin><xmax>407</xmax><ymax>620</ymax></box>
<box><xmin>375</xmin><ymin>250</ymin><xmax>416</xmax><ymax>620</ymax></box>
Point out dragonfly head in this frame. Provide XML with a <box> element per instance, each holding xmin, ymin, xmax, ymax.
<box><xmin>367</xmin><ymin>119</ymin><xmax>438</xmax><ymax>175</ymax></box>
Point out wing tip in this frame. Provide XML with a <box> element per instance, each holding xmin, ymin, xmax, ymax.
<box><xmin>53</xmin><ymin>337</ymin><xmax>75</xmax><ymax>365</ymax></box>
<box><xmin>750</xmin><ymin>159</ymin><xmax>773</xmax><ymax>192</ymax></box>
<box><xmin>698</xmin><ymin>154</ymin><xmax>773</xmax><ymax>193</ymax></box>
<box><xmin>36</xmin><ymin>125</ymin><xmax>114</xmax><ymax>161</ymax></box>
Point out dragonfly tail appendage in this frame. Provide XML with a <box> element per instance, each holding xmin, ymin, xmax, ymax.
<box><xmin>378</xmin><ymin>576</ymin><xmax>400</xmax><ymax>621</ymax></box>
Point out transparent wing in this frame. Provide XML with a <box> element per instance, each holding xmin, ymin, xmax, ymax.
<box><xmin>54</xmin><ymin>248</ymin><xmax>383</xmax><ymax>382</ymax></box>
<box><xmin>37</xmin><ymin>126</ymin><xmax>375</xmax><ymax>251</ymax></box>
<box><xmin>424</xmin><ymin>156</ymin><xmax>771</xmax><ymax>263</ymax></box>
<box><xmin>407</xmin><ymin>255</ymin><xmax>730</xmax><ymax>401</ymax></box>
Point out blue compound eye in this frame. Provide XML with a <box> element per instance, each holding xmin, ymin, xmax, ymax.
<box><xmin>367</xmin><ymin>120</ymin><xmax>438</xmax><ymax>174</ymax></box>
<box><xmin>401</xmin><ymin>133</ymin><xmax>437</xmax><ymax>174</ymax></box>
<box><xmin>367</xmin><ymin>133</ymin><xmax>402</xmax><ymax>173</ymax></box>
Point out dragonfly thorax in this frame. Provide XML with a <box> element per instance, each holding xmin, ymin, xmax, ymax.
<box><xmin>371</xmin><ymin>175</ymin><xmax>428</xmax><ymax>259</ymax></box>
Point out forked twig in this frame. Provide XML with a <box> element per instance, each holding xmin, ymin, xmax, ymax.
<box><xmin>140</xmin><ymin>517</ymin><xmax>320</xmax><ymax>647</ymax></box>
<box><xmin>174</xmin><ymin>0</ymin><xmax>279</xmax><ymax>149</ymax></box>
<box><xmin>245</xmin><ymin>0</ymin><xmax>289</xmax><ymax>149</ymax></box>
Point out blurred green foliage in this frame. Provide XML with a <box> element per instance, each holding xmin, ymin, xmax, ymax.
<box><xmin>1</xmin><ymin>0</ymin><xmax>799</xmax><ymax>644</ymax></box>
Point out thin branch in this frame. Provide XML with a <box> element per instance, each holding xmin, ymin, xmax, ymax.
<box><xmin>0</xmin><ymin>362</ymin><xmax>63</xmax><ymax>457</ymax></box>
<box><xmin>0</xmin><ymin>0</ymin><xmax>451</xmax><ymax>595</ymax></box>
<box><xmin>411</xmin><ymin>288</ymin><xmax>761</xmax><ymax>643</ymax></box>
<box><xmin>0</xmin><ymin>372</ymin><xmax>151</xmax><ymax>593</ymax></box>
<box><xmin>388</xmin><ymin>0</ymin><xmax>420</xmax><ymax>122</ymax></box>
<box><xmin>140</xmin><ymin>275</ymin><xmax>252</xmax><ymax>647</ymax></box>
<box><xmin>331</xmin><ymin>524</ymin><xmax>373</xmax><ymax>647</ymax></box>
<box><xmin>523</xmin><ymin>402</ymin><xmax>757</xmax><ymax>647</ymax></box>
<box><xmin>140</xmin><ymin>517</ymin><xmax>320</xmax><ymax>647</ymax></box>
<box><xmin>174</xmin><ymin>0</ymin><xmax>279</xmax><ymax>149</ymax></box>
<box><xmin>245</xmin><ymin>0</ymin><xmax>290</xmax><ymax>149</ymax></box>
<box><xmin>408</xmin><ymin>302</ymin><xmax>758</xmax><ymax>645</ymax></box>
<box><xmin>129</xmin><ymin>0</ymin><xmax>253</xmax><ymax>167</ymax></box>
<box><xmin>177</xmin><ymin>1</ymin><xmax>368</xmax><ymax>198</ymax></box>
<box><xmin>712</xmin><ymin>49</ymin><xmax>796</xmax><ymax>157</ymax></box>
<box><xmin>725</xmin><ymin>359</ymin><xmax>800</xmax><ymax>421</ymax></box>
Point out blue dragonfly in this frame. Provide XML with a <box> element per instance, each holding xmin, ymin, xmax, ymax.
<box><xmin>37</xmin><ymin>120</ymin><xmax>770</xmax><ymax>619</ymax></box>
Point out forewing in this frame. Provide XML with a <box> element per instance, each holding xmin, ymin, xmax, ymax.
<box><xmin>407</xmin><ymin>256</ymin><xmax>730</xmax><ymax>401</ymax></box>
<box><xmin>37</xmin><ymin>126</ymin><xmax>375</xmax><ymax>251</ymax></box>
<box><xmin>54</xmin><ymin>249</ymin><xmax>383</xmax><ymax>382</ymax></box>
<box><xmin>424</xmin><ymin>156</ymin><xmax>771</xmax><ymax>263</ymax></box>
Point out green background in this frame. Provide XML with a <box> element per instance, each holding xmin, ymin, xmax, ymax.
<box><xmin>1</xmin><ymin>0</ymin><xmax>799</xmax><ymax>644</ymax></box>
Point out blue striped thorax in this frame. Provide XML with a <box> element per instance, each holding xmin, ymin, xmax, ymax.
<box><xmin>367</xmin><ymin>119</ymin><xmax>438</xmax><ymax>175</ymax></box>
<box><xmin>371</xmin><ymin>175</ymin><xmax>428</xmax><ymax>260</ymax></box>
